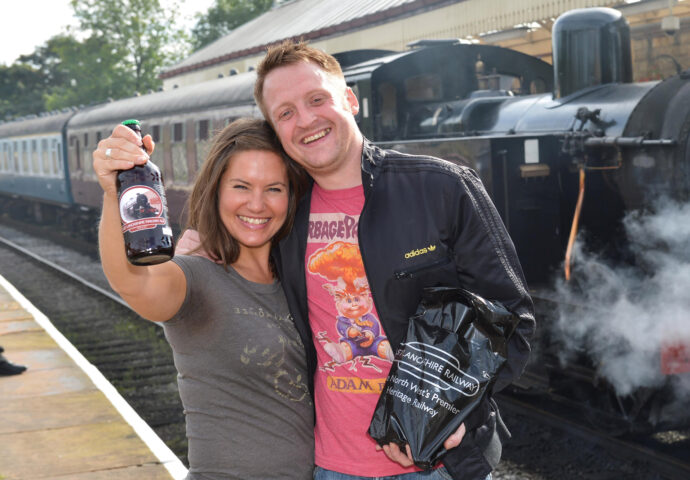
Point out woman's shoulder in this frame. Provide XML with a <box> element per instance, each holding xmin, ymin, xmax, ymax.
<box><xmin>172</xmin><ymin>254</ymin><xmax>226</xmax><ymax>282</ymax></box>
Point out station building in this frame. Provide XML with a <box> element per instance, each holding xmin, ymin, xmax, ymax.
<box><xmin>161</xmin><ymin>0</ymin><xmax>690</xmax><ymax>90</ymax></box>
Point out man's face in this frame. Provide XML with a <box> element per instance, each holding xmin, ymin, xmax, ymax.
<box><xmin>261</xmin><ymin>61</ymin><xmax>362</xmax><ymax>185</ymax></box>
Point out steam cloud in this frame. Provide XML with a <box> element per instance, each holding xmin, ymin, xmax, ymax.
<box><xmin>550</xmin><ymin>198</ymin><xmax>690</xmax><ymax>423</ymax></box>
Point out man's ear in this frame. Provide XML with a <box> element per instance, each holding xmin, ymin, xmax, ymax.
<box><xmin>345</xmin><ymin>87</ymin><xmax>360</xmax><ymax>115</ymax></box>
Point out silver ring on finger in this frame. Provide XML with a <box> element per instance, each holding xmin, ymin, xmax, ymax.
<box><xmin>105</xmin><ymin>148</ymin><xmax>112</xmax><ymax>158</ymax></box>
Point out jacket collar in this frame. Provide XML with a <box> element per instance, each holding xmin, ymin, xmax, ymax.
<box><xmin>360</xmin><ymin>137</ymin><xmax>378</xmax><ymax>195</ymax></box>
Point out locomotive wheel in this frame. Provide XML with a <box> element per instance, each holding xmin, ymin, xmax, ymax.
<box><xmin>581</xmin><ymin>386</ymin><xmax>655</xmax><ymax>436</ymax></box>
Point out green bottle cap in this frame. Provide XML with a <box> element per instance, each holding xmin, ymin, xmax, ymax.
<box><xmin>122</xmin><ymin>119</ymin><xmax>141</xmax><ymax>127</ymax></box>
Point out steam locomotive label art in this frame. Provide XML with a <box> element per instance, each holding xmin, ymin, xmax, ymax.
<box><xmin>119</xmin><ymin>185</ymin><xmax>169</xmax><ymax>234</ymax></box>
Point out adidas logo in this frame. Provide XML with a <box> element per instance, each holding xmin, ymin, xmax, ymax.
<box><xmin>404</xmin><ymin>245</ymin><xmax>437</xmax><ymax>259</ymax></box>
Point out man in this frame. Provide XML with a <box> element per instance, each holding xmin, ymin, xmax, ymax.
<box><xmin>254</xmin><ymin>41</ymin><xmax>535</xmax><ymax>480</ymax></box>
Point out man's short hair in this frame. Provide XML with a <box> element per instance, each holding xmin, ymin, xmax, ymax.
<box><xmin>254</xmin><ymin>40</ymin><xmax>345</xmax><ymax>122</ymax></box>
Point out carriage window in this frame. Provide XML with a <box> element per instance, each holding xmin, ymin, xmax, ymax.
<box><xmin>30</xmin><ymin>139</ymin><xmax>40</xmax><ymax>174</ymax></box>
<box><xmin>172</xmin><ymin>123</ymin><xmax>184</xmax><ymax>143</ymax></box>
<box><xmin>171</xmin><ymin>122</ymin><xmax>188</xmax><ymax>183</ymax></box>
<box><xmin>83</xmin><ymin>133</ymin><xmax>89</xmax><ymax>148</ymax></box>
<box><xmin>51</xmin><ymin>139</ymin><xmax>59</xmax><ymax>175</ymax></box>
<box><xmin>83</xmin><ymin>138</ymin><xmax>94</xmax><ymax>175</ymax></box>
<box><xmin>172</xmin><ymin>149</ymin><xmax>189</xmax><ymax>183</ymax></box>
<box><xmin>148</xmin><ymin>126</ymin><xmax>162</xmax><ymax>172</ymax></box>
<box><xmin>196</xmin><ymin>120</ymin><xmax>212</xmax><ymax>169</ymax></box>
<box><xmin>22</xmin><ymin>140</ymin><xmax>30</xmax><ymax>174</ymax></box>
<box><xmin>5</xmin><ymin>142</ymin><xmax>11</xmax><ymax>172</ymax></box>
<box><xmin>530</xmin><ymin>77</ymin><xmax>547</xmax><ymax>94</ymax></box>
<box><xmin>377</xmin><ymin>82</ymin><xmax>398</xmax><ymax>136</ymax></box>
<box><xmin>96</xmin><ymin>131</ymin><xmax>102</xmax><ymax>143</ymax></box>
<box><xmin>12</xmin><ymin>141</ymin><xmax>19</xmax><ymax>172</ymax></box>
<box><xmin>510</xmin><ymin>77</ymin><xmax>522</xmax><ymax>94</ymax></box>
<box><xmin>1</xmin><ymin>142</ymin><xmax>7</xmax><ymax>172</ymax></box>
<box><xmin>197</xmin><ymin>119</ymin><xmax>209</xmax><ymax>141</ymax></box>
<box><xmin>405</xmin><ymin>74</ymin><xmax>442</xmax><ymax>101</ymax></box>
<box><xmin>70</xmin><ymin>135</ymin><xmax>81</xmax><ymax>171</ymax></box>
<box><xmin>41</xmin><ymin>138</ymin><xmax>50</xmax><ymax>175</ymax></box>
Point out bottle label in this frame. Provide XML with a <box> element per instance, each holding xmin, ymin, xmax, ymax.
<box><xmin>119</xmin><ymin>185</ymin><xmax>167</xmax><ymax>233</ymax></box>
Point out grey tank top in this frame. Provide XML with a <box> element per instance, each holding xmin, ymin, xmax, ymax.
<box><xmin>165</xmin><ymin>255</ymin><xmax>314</xmax><ymax>480</ymax></box>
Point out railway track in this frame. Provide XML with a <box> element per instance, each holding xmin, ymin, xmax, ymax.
<box><xmin>0</xmin><ymin>227</ymin><xmax>189</xmax><ymax>466</ymax></box>
<box><xmin>497</xmin><ymin>391</ymin><xmax>690</xmax><ymax>480</ymax></box>
<box><xmin>2</xmin><ymin>220</ymin><xmax>688</xmax><ymax>479</ymax></box>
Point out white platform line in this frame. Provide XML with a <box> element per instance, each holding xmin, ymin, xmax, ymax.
<box><xmin>0</xmin><ymin>273</ymin><xmax>188</xmax><ymax>480</ymax></box>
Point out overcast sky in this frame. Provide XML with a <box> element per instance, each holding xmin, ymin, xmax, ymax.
<box><xmin>0</xmin><ymin>0</ymin><xmax>215</xmax><ymax>66</ymax></box>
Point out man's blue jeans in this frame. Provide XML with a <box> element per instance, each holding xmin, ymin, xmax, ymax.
<box><xmin>313</xmin><ymin>466</ymin><xmax>492</xmax><ymax>480</ymax></box>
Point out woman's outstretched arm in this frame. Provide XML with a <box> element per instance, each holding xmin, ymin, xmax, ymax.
<box><xmin>94</xmin><ymin>125</ymin><xmax>185</xmax><ymax>322</ymax></box>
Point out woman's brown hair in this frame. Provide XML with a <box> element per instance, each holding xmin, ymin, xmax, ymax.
<box><xmin>184</xmin><ymin>117</ymin><xmax>307</xmax><ymax>267</ymax></box>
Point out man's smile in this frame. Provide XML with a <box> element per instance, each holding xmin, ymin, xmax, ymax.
<box><xmin>302</xmin><ymin>128</ymin><xmax>331</xmax><ymax>144</ymax></box>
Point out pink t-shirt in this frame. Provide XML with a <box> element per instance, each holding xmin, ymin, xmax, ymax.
<box><xmin>307</xmin><ymin>184</ymin><xmax>421</xmax><ymax>476</ymax></box>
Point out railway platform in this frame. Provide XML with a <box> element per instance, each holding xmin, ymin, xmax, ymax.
<box><xmin>0</xmin><ymin>274</ymin><xmax>187</xmax><ymax>480</ymax></box>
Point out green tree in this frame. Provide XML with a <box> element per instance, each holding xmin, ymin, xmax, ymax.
<box><xmin>191</xmin><ymin>0</ymin><xmax>273</xmax><ymax>51</ymax></box>
<box><xmin>17</xmin><ymin>36</ymin><xmax>72</xmax><ymax>96</ymax></box>
<box><xmin>0</xmin><ymin>63</ymin><xmax>45</xmax><ymax>120</ymax></box>
<box><xmin>20</xmin><ymin>34</ymin><xmax>134</xmax><ymax>112</ymax></box>
<box><xmin>71</xmin><ymin>0</ymin><xmax>190</xmax><ymax>93</ymax></box>
<box><xmin>3</xmin><ymin>0</ymin><xmax>195</xmax><ymax>119</ymax></box>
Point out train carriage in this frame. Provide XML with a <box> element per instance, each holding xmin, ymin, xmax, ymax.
<box><xmin>0</xmin><ymin>112</ymin><xmax>73</xmax><ymax>204</ymax></box>
<box><xmin>65</xmin><ymin>71</ymin><xmax>259</xmax><ymax>228</ymax></box>
<box><xmin>0</xmin><ymin>111</ymin><xmax>73</xmax><ymax>224</ymax></box>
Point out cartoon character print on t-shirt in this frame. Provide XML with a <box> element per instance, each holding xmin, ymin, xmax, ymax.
<box><xmin>308</xmin><ymin>240</ymin><xmax>394</xmax><ymax>372</ymax></box>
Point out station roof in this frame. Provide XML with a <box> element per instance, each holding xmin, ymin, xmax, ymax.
<box><xmin>160</xmin><ymin>0</ymin><xmax>457</xmax><ymax>79</ymax></box>
<box><xmin>0</xmin><ymin>111</ymin><xmax>74</xmax><ymax>137</ymax></box>
<box><xmin>69</xmin><ymin>72</ymin><xmax>257</xmax><ymax>127</ymax></box>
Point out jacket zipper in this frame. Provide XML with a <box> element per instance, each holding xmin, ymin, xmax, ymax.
<box><xmin>394</xmin><ymin>256</ymin><xmax>452</xmax><ymax>279</ymax></box>
<box><xmin>357</xmin><ymin>145</ymin><xmax>385</xmax><ymax>337</ymax></box>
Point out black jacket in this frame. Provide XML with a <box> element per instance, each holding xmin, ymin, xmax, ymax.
<box><xmin>275</xmin><ymin>139</ymin><xmax>535</xmax><ymax>480</ymax></box>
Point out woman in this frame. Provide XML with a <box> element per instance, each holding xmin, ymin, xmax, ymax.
<box><xmin>93</xmin><ymin>118</ymin><xmax>313</xmax><ymax>479</ymax></box>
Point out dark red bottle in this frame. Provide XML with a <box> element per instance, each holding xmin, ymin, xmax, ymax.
<box><xmin>116</xmin><ymin>119</ymin><xmax>174</xmax><ymax>265</ymax></box>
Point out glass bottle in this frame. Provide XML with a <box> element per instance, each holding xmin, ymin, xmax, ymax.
<box><xmin>116</xmin><ymin>119</ymin><xmax>174</xmax><ymax>265</ymax></box>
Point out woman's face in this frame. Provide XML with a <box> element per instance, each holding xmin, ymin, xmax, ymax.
<box><xmin>218</xmin><ymin>149</ymin><xmax>289</xmax><ymax>255</ymax></box>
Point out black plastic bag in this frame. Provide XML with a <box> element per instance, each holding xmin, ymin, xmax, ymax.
<box><xmin>368</xmin><ymin>287</ymin><xmax>520</xmax><ymax>470</ymax></box>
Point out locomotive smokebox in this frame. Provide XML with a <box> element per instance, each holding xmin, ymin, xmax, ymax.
<box><xmin>552</xmin><ymin>7</ymin><xmax>632</xmax><ymax>98</ymax></box>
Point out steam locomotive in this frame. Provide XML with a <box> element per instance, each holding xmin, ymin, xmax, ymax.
<box><xmin>1</xmin><ymin>7</ymin><xmax>688</xmax><ymax>433</ymax></box>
